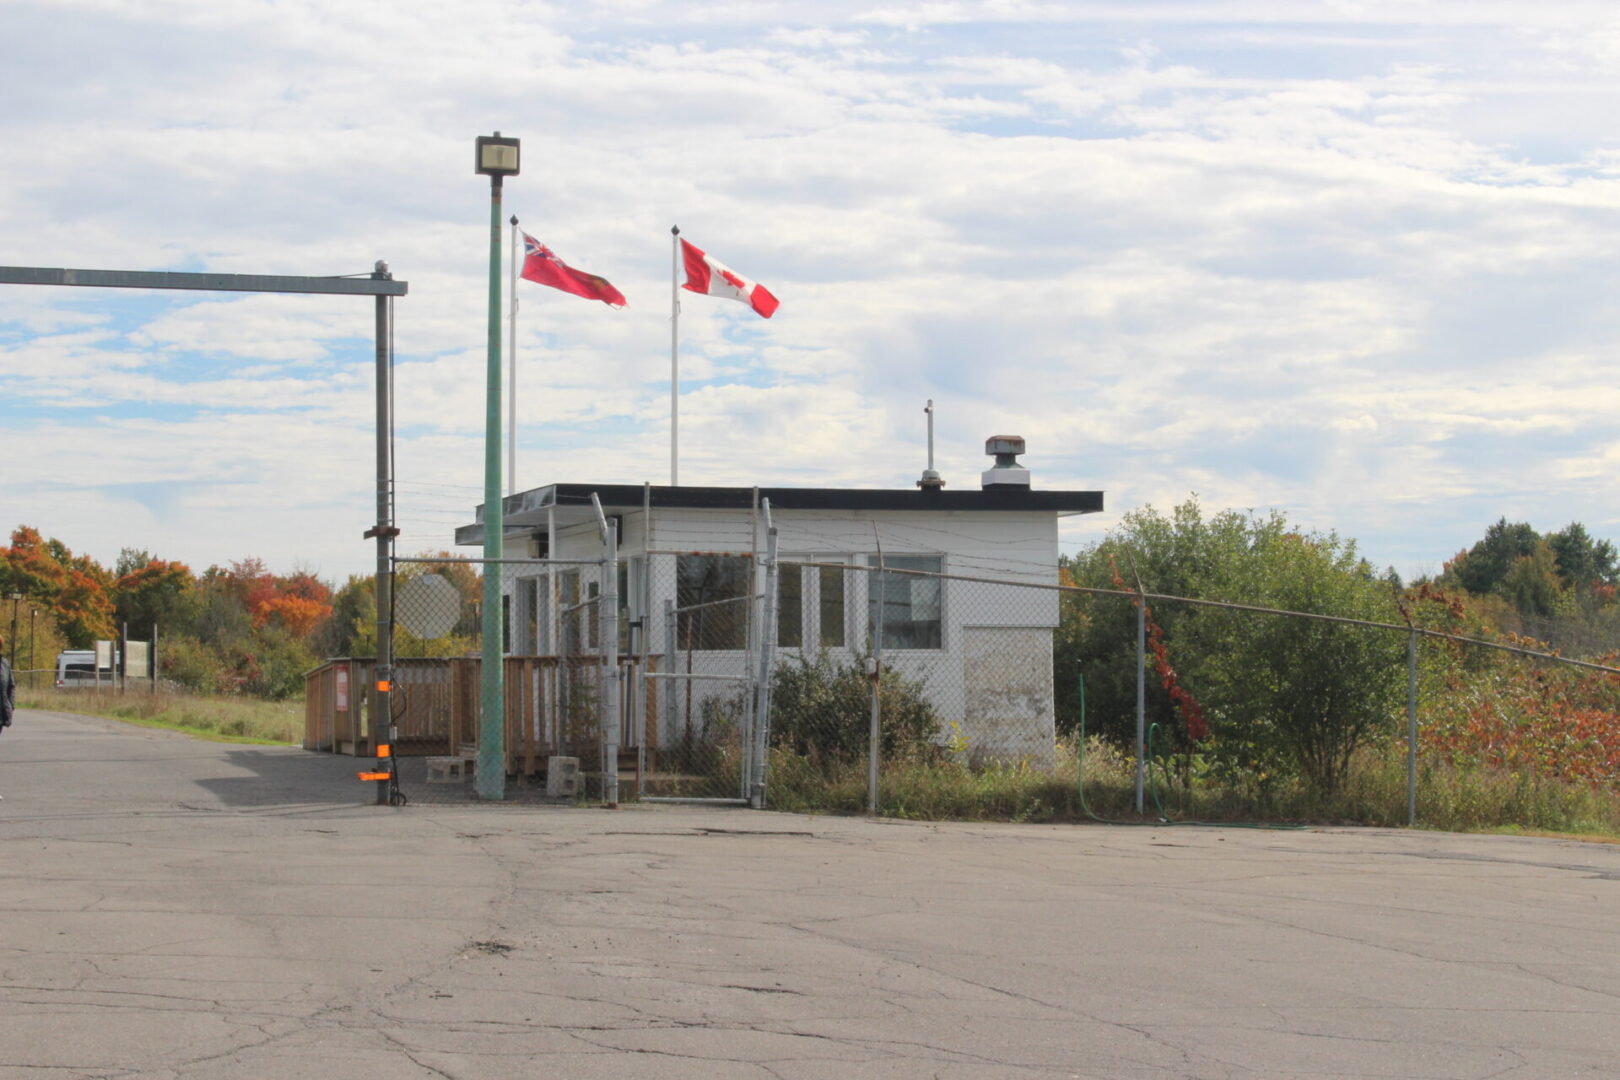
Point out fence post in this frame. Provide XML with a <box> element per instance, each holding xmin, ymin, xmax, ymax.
<box><xmin>1407</xmin><ymin>628</ymin><xmax>1418</xmax><ymax>826</ymax></box>
<box><xmin>1135</xmin><ymin>594</ymin><xmax>1146</xmax><ymax>814</ymax></box>
<box><xmin>752</xmin><ymin>502</ymin><xmax>778</xmax><ymax>809</ymax></box>
<box><xmin>869</xmin><ymin>553</ymin><xmax>884</xmax><ymax>816</ymax></box>
<box><xmin>664</xmin><ymin>598</ymin><xmax>676</xmax><ymax>771</ymax></box>
<box><xmin>593</xmin><ymin>495</ymin><xmax>620</xmax><ymax>807</ymax></box>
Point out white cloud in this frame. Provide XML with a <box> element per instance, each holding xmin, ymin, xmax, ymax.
<box><xmin>4</xmin><ymin>0</ymin><xmax>1620</xmax><ymax>582</ymax></box>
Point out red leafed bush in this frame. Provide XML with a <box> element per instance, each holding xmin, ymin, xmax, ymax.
<box><xmin>1422</xmin><ymin>655</ymin><xmax>1620</xmax><ymax>787</ymax></box>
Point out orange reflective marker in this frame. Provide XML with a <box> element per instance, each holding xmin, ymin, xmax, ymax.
<box><xmin>376</xmin><ymin>744</ymin><xmax>391</xmax><ymax>758</ymax></box>
<box><xmin>376</xmin><ymin>679</ymin><xmax>391</xmax><ymax>693</ymax></box>
<box><xmin>357</xmin><ymin>771</ymin><xmax>390</xmax><ymax>782</ymax></box>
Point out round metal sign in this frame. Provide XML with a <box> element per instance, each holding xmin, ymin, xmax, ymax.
<box><xmin>396</xmin><ymin>573</ymin><xmax>461</xmax><ymax>639</ymax></box>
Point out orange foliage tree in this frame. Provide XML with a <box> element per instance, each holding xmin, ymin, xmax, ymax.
<box><xmin>3</xmin><ymin>527</ymin><xmax>115</xmax><ymax>647</ymax></box>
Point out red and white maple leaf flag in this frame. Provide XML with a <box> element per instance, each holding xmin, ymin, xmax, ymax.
<box><xmin>680</xmin><ymin>239</ymin><xmax>779</xmax><ymax>318</ymax></box>
<box><xmin>521</xmin><ymin>233</ymin><xmax>628</xmax><ymax>307</ymax></box>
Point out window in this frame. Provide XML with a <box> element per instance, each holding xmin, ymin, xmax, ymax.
<box><xmin>536</xmin><ymin>581</ymin><xmax>552</xmax><ymax>654</ymax></box>
<box><xmin>512</xmin><ymin>577</ymin><xmax>539</xmax><ymax>655</ymax></box>
<box><xmin>818</xmin><ymin>565</ymin><xmax>846</xmax><ymax>646</ymax></box>
<box><xmin>618</xmin><ymin>560</ymin><xmax>632</xmax><ymax>653</ymax></box>
<box><xmin>775</xmin><ymin>562</ymin><xmax>848</xmax><ymax>648</ymax></box>
<box><xmin>587</xmin><ymin>581</ymin><xmax>600</xmax><ymax>649</ymax></box>
<box><xmin>778</xmin><ymin>564</ymin><xmax>804</xmax><ymax>648</ymax></box>
<box><xmin>677</xmin><ymin>555</ymin><xmax>750</xmax><ymax>651</ymax></box>
<box><xmin>556</xmin><ymin>570</ymin><xmax>598</xmax><ymax>654</ymax></box>
<box><xmin>867</xmin><ymin>555</ymin><xmax>943</xmax><ymax>649</ymax></box>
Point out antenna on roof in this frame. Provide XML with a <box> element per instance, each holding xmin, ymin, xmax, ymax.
<box><xmin>918</xmin><ymin>399</ymin><xmax>945</xmax><ymax>490</ymax></box>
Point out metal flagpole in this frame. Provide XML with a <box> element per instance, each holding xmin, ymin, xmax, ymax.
<box><xmin>670</xmin><ymin>224</ymin><xmax>680</xmax><ymax>487</ymax></box>
<box><xmin>508</xmin><ymin>215</ymin><xmax>519</xmax><ymax>496</ymax></box>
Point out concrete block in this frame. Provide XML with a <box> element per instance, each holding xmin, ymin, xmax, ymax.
<box><xmin>426</xmin><ymin>756</ymin><xmax>469</xmax><ymax>783</ymax></box>
<box><xmin>546</xmin><ymin>756</ymin><xmax>580</xmax><ymax>798</ymax></box>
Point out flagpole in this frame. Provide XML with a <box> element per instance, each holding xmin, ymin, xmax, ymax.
<box><xmin>670</xmin><ymin>224</ymin><xmax>680</xmax><ymax>487</ymax></box>
<box><xmin>508</xmin><ymin>215</ymin><xmax>519</xmax><ymax>496</ymax></box>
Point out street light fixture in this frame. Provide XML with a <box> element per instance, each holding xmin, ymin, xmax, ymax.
<box><xmin>475</xmin><ymin>134</ymin><xmax>521</xmax><ymax>178</ymax></box>
<box><xmin>476</xmin><ymin>131</ymin><xmax>519</xmax><ymax>801</ymax></box>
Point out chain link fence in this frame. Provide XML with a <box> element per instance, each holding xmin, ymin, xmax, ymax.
<box><xmin>761</xmin><ymin>560</ymin><xmax>1061</xmax><ymax>788</ymax></box>
<box><xmin>304</xmin><ymin>556</ymin><xmax>613</xmax><ymax>804</ymax></box>
<box><xmin>755</xmin><ymin>560</ymin><xmax>1620</xmax><ymax>824</ymax></box>
<box><xmin>304</xmin><ymin>536</ymin><xmax>1619</xmax><ymax>825</ymax></box>
<box><xmin>641</xmin><ymin>573</ymin><xmax>757</xmax><ymax>802</ymax></box>
<box><xmin>1054</xmin><ymin>579</ymin><xmax>1620</xmax><ymax>827</ymax></box>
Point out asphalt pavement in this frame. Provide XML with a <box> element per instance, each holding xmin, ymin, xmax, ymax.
<box><xmin>2</xmin><ymin>706</ymin><xmax>1618</xmax><ymax>1079</ymax></box>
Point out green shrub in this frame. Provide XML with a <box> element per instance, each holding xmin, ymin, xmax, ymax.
<box><xmin>159</xmin><ymin>633</ymin><xmax>230</xmax><ymax>695</ymax></box>
<box><xmin>238</xmin><ymin>626</ymin><xmax>317</xmax><ymax>700</ymax></box>
<box><xmin>768</xmin><ymin>648</ymin><xmax>944</xmax><ymax>766</ymax></box>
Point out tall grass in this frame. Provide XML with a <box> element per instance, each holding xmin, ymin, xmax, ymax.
<box><xmin>19</xmin><ymin>686</ymin><xmax>303</xmax><ymax>745</ymax></box>
<box><xmin>763</xmin><ymin>738</ymin><xmax>1620</xmax><ymax>837</ymax></box>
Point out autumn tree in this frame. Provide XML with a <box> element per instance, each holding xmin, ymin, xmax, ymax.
<box><xmin>1441</xmin><ymin>518</ymin><xmax>1617</xmax><ymax>620</ymax></box>
<box><xmin>114</xmin><ymin>555</ymin><xmax>198</xmax><ymax>638</ymax></box>
<box><xmin>2</xmin><ymin>526</ymin><xmax>68</xmax><ymax>601</ymax></box>
<box><xmin>2</xmin><ymin>528</ymin><xmax>116</xmax><ymax>646</ymax></box>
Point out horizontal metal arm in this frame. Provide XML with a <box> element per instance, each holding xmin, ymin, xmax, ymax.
<box><xmin>0</xmin><ymin>265</ymin><xmax>408</xmax><ymax>296</ymax></box>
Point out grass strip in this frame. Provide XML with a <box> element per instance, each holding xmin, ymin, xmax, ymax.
<box><xmin>18</xmin><ymin>687</ymin><xmax>303</xmax><ymax>745</ymax></box>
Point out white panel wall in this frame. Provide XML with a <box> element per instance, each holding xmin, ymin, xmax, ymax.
<box><xmin>502</xmin><ymin>501</ymin><xmax>1083</xmax><ymax>764</ymax></box>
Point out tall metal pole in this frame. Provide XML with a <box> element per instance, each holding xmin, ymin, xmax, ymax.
<box><xmin>1135</xmin><ymin>596</ymin><xmax>1146</xmax><ymax>814</ymax></box>
<box><xmin>670</xmin><ymin>224</ymin><xmax>680</xmax><ymax>487</ymax></box>
<box><xmin>752</xmin><ymin>500</ymin><xmax>778</xmax><ymax>809</ymax></box>
<box><xmin>372</xmin><ymin>260</ymin><xmax>396</xmax><ymax>807</ymax></box>
<box><xmin>1407</xmin><ymin>629</ymin><xmax>1418</xmax><ymax>826</ymax></box>
<box><xmin>508</xmin><ymin>214</ymin><xmax>519</xmax><ymax>497</ymax></box>
<box><xmin>593</xmin><ymin>494</ymin><xmax>620</xmax><ymax>807</ymax></box>
<box><xmin>480</xmin><ymin>174</ymin><xmax>508</xmax><ymax>801</ymax></box>
<box><xmin>869</xmin><ymin>545</ymin><xmax>884</xmax><ymax>816</ymax></box>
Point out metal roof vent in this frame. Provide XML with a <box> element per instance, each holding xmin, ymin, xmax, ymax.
<box><xmin>981</xmin><ymin>435</ymin><xmax>1030</xmax><ymax>488</ymax></box>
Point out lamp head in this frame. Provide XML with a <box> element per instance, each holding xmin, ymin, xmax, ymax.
<box><xmin>475</xmin><ymin>132</ymin><xmax>521</xmax><ymax>177</ymax></box>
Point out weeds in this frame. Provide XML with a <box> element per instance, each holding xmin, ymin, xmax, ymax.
<box><xmin>763</xmin><ymin>736</ymin><xmax>1620</xmax><ymax>836</ymax></box>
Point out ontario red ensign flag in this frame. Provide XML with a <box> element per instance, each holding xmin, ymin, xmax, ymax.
<box><xmin>680</xmin><ymin>239</ymin><xmax>779</xmax><ymax>318</ymax></box>
<box><xmin>520</xmin><ymin>233</ymin><xmax>627</xmax><ymax>307</ymax></box>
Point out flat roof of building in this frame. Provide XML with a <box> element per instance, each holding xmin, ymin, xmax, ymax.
<box><xmin>454</xmin><ymin>482</ymin><xmax>1103</xmax><ymax>545</ymax></box>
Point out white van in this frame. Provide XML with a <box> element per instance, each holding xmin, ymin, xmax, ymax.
<box><xmin>55</xmin><ymin>649</ymin><xmax>116</xmax><ymax>688</ymax></box>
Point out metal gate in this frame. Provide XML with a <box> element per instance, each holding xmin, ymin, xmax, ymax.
<box><xmin>640</xmin><ymin>591</ymin><xmax>760</xmax><ymax>803</ymax></box>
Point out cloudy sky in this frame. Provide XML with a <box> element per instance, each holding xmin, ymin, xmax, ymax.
<box><xmin>4</xmin><ymin>0</ymin><xmax>1619</xmax><ymax>583</ymax></box>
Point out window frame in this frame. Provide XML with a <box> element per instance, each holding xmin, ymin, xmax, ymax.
<box><xmin>775</xmin><ymin>555</ymin><xmax>852</xmax><ymax>649</ymax></box>
<box><xmin>865</xmin><ymin>553</ymin><xmax>945</xmax><ymax>651</ymax></box>
<box><xmin>676</xmin><ymin>553</ymin><xmax>752</xmax><ymax>652</ymax></box>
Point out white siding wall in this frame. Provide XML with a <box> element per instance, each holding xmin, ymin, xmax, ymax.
<box><xmin>506</xmin><ymin>502</ymin><xmax>1071</xmax><ymax>765</ymax></box>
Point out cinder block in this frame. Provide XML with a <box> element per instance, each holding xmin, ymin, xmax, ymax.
<box><xmin>426</xmin><ymin>756</ymin><xmax>469</xmax><ymax>783</ymax></box>
<box><xmin>546</xmin><ymin>756</ymin><xmax>580</xmax><ymax>798</ymax></box>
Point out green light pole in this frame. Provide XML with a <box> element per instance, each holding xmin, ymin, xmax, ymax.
<box><xmin>475</xmin><ymin>132</ymin><xmax>520</xmax><ymax>800</ymax></box>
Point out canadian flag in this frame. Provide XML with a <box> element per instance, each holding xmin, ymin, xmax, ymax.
<box><xmin>680</xmin><ymin>239</ymin><xmax>780</xmax><ymax>318</ymax></box>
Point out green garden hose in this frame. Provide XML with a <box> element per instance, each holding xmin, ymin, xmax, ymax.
<box><xmin>1076</xmin><ymin>672</ymin><xmax>1162</xmax><ymax>826</ymax></box>
<box><xmin>1077</xmin><ymin>669</ymin><xmax>1304</xmax><ymax>830</ymax></box>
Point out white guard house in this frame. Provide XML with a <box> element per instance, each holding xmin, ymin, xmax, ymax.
<box><xmin>455</xmin><ymin>437</ymin><xmax>1103</xmax><ymax>767</ymax></box>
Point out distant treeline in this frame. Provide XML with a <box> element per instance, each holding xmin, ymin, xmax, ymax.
<box><xmin>0</xmin><ymin>526</ymin><xmax>387</xmax><ymax>699</ymax></box>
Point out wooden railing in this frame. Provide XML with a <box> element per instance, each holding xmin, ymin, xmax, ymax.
<box><xmin>304</xmin><ymin>655</ymin><xmax>658</xmax><ymax>778</ymax></box>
